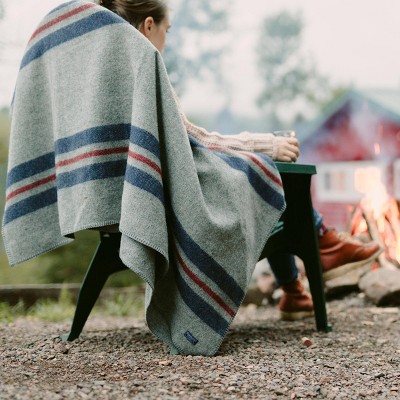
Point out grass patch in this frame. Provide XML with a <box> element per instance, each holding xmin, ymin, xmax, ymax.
<box><xmin>28</xmin><ymin>287</ymin><xmax>76</xmax><ymax>322</ymax></box>
<box><xmin>0</xmin><ymin>287</ymin><xmax>144</xmax><ymax>323</ymax></box>
<box><xmin>94</xmin><ymin>292</ymin><xmax>144</xmax><ymax>318</ymax></box>
<box><xmin>0</xmin><ymin>300</ymin><xmax>25</xmax><ymax>322</ymax></box>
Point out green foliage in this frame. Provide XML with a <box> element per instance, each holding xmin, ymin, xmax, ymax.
<box><xmin>256</xmin><ymin>11</ymin><xmax>333</xmax><ymax>125</ymax></box>
<box><xmin>0</xmin><ymin>0</ymin><xmax>4</xmax><ymax>20</ymax></box>
<box><xmin>0</xmin><ymin>251</ymin><xmax>50</xmax><ymax>285</ymax></box>
<box><xmin>106</xmin><ymin>268</ymin><xmax>143</xmax><ymax>288</ymax></box>
<box><xmin>0</xmin><ymin>108</ymin><xmax>10</xmax><ymax>164</ymax></box>
<box><xmin>164</xmin><ymin>0</ymin><xmax>230</xmax><ymax>94</ymax></box>
<box><xmin>258</xmin><ymin>11</ymin><xmax>303</xmax><ymax>67</ymax></box>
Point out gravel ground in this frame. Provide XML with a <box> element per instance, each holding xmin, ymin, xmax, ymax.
<box><xmin>1</xmin><ymin>294</ymin><xmax>399</xmax><ymax>400</ymax></box>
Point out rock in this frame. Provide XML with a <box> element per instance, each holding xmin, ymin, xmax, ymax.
<box><xmin>325</xmin><ymin>263</ymin><xmax>372</xmax><ymax>299</ymax></box>
<box><xmin>359</xmin><ymin>268</ymin><xmax>400</xmax><ymax>306</ymax></box>
<box><xmin>242</xmin><ymin>286</ymin><xmax>267</xmax><ymax>306</ymax></box>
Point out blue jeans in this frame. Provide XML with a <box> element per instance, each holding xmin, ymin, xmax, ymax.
<box><xmin>268</xmin><ymin>209</ymin><xmax>323</xmax><ymax>286</ymax></box>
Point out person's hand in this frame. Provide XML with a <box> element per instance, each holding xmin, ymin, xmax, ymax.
<box><xmin>274</xmin><ymin>136</ymin><xmax>300</xmax><ymax>162</ymax></box>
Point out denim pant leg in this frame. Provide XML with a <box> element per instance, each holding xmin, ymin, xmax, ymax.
<box><xmin>267</xmin><ymin>208</ymin><xmax>324</xmax><ymax>286</ymax></box>
<box><xmin>267</xmin><ymin>253</ymin><xmax>299</xmax><ymax>286</ymax></box>
<box><xmin>313</xmin><ymin>208</ymin><xmax>324</xmax><ymax>233</ymax></box>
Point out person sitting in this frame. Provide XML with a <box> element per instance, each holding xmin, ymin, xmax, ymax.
<box><xmin>99</xmin><ymin>0</ymin><xmax>382</xmax><ymax>321</ymax></box>
<box><xmin>268</xmin><ymin>220</ymin><xmax>381</xmax><ymax>321</ymax></box>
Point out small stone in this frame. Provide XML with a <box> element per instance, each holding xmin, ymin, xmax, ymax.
<box><xmin>158</xmin><ymin>360</ymin><xmax>172</xmax><ymax>366</ymax></box>
<box><xmin>301</xmin><ymin>337</ymin><xmax>313</xmax><ymax>347</ymax></box>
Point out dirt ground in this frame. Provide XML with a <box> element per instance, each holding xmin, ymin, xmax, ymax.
<box><xmin>1</xmin><ymin>294</ymin><xmax>399</xmax><ymax>400</ymax></box>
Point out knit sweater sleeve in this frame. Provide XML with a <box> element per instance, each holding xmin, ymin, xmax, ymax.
<box><xmin>171</xmin><ymin>89</ymin><xmax>279</xmax><ymax>159</ymax></box>
<box><xmin>181</xmin><ymin>113</ymin><xmax>279</xmax><ymax>160</ymax></box>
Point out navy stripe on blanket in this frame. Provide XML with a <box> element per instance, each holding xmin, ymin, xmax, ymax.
<box><xmin>6</xmin><ymin>152</ymin><xmax>55</xmax><ymax>188</ymax></box>
<box><xmin>217</xmin><ymin>154</ymin><xmax>285</xmax><ymax>210</ymax></box>
<box><xmin>55</xmin><ymin>124</ymin><xmax>131</xmax><ymax>155</ymax></box>
<box><xmin>3</xmin><ymin>188</ymin><xmax>57</xmax><ymax>225</ymax></box>
<box><xmin>57</xmin><ymin>159</ymin><xmax>126</xmax><ymax>188</ymax></box>
<box><xmin>21</xmin><ymin>11</ymin><xmax>124</xmax><ymax>69</ymax></box>
<box><xmin>130</xmin><ymin>126</ymin><xmax>161</xmax><ymax>159</ymax></box>
<box><xmin>189</xmin><ymin>136</ymin><xmax>284</xmax><ymax>211</ymax></box>
<box><xmin>176</xmin><ymin>268</ymin><xmax>229</xmax><ymax>337</ymax></box>
<box><xmin>125</xmin><ymin>165</ymin><xmax>164</xmax><ymax>204</ymax></box>
<box><xmin>4</xmin><ymin>124</ymin><xmax>163</xmax><ymax>225</ymax></box>
<box><xmin>173</xmin><ymin>213</ymin><xmax>244</xmax><ymax>307</ymax></box>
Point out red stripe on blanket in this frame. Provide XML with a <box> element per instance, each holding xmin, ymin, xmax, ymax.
<box><xmin>175</xmin><ymin>247</ymin><xmax>235</xmax><ymax>318</ymax></box>
<box><xmin>208</xmin><ymin>145</ymin><xmax>282</xmax><ymax>187</ymax></box>
<box><xmin>56</xmin><ymin>146</ymin><xmax>128</xmax><ymax>168</ymax></box>
<box><xmin>238</xmin><ymin>152</ymin><xmax>283</xmax><ymax>187</ymax></box>
<box><xmin>30</xmin><ymin>3</ymin><xmax>96</xmax><ymax>42</ymax></box>
<box><xmin>6</xmin><ymin>174</ymin><xmax>56</xmax><ymax>202</ymax></box>
<box><xmin>128</xmin><ymin>151</ymin><xmax>162</xmax><ymax>176</ymax></box>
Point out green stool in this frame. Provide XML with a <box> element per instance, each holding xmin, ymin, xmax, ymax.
<box><xmin>260</xmin><ymin>162</ymin><xmax>331</xmax><ymax>332</ymax></box>
<box><xmin>62</xmin><ymin>162</ymin><xmax>331</xmax><ymax>341</ymax></box>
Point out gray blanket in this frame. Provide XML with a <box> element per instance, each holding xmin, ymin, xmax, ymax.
<box><xmin>2</xmin><ymin>1</ymin><xmax>285</xmax><ymax>355</ymax></box>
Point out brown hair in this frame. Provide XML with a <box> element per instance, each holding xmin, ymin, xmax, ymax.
<box><xmin>101</xmin><ymin>0</ymin><xmax>168</xmax><ymax>29</ymax></box>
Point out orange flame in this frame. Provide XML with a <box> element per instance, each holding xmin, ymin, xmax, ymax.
<box><xmin>354</xmin><ymin>167</ymin><xmax>387</xmax><ymax>219</ymax></box>
<box><xmin>354</xmin><ymin>165</ymin><xmax>400</xmax><ymax>265</ymax></box>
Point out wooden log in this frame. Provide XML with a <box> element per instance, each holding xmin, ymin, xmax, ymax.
<box><xmin>361</xmin><ymin>208</ymin><xmax>387</xmax><ymax>268</ymax></box>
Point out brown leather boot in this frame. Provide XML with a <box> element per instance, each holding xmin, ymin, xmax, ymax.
<box><xmin>279</xmin><ymin>278</ymin><xmax>314</xmax><ymax>321</ymax></box>
<box><xmin>319</xmin><ymin>229</ymin><xmax>383</xmax><ymax>281</ymax></box>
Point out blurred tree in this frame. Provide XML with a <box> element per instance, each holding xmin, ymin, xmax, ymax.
<box><xmin>163</xmin><ymin>0</ymin><xmax>230</xmax><ymax>95</ymax></box>
<box><xmin>256</xmin><ymin>11</ymin><xmax>333</xmax><ymax>126</ymax></box>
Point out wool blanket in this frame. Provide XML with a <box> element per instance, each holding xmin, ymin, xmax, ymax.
<box><xmin>2</xmin><ymin>0</ymin><xmax>285</xmax><ymax>356</ymax></box>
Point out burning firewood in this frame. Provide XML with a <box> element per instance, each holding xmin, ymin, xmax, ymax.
<box><xmin>349</xmin><ymin>199</ymin><xmax>400</xmax><ymax>269</ymax></box>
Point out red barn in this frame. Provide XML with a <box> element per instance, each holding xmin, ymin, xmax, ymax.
<box><xmin>296</xmin><ymin>89</ymin><xmax>400</xmax><ymax>229</ymax></box>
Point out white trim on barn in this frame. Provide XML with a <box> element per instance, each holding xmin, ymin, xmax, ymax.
<box><xmin>315</xmin><ymin>161</ymin><xmax>390</xmax><ymax>203</ymax></box>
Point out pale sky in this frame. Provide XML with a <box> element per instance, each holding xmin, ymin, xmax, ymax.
<box><xmin>1</xmin><ymin>0</ymin><xmax>400</xmax><ymax>117</ymax></box>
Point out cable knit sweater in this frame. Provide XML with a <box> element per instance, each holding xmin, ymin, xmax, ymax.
<box><xmin>179</xmin><ymin>108</ymin><xmax>278</xmax><ymax>160</ymax></box>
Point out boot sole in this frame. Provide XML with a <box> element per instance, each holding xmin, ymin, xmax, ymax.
<box><xmin>280</xmin><ymin>310</ymin><xmax>314</xmax><ymax>321</ymax></box>
<box><xmin>323</xmin><ymin>247</ymin><xmax>383</xmax><ymax>282</ymax></box>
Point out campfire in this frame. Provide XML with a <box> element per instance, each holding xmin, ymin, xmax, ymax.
<box><xmin>348</xmin><ymin>149</ymin><xmax>400</xmax><ymax>269</ymax></box>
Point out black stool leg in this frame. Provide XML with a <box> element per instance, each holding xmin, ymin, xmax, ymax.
<box><xmin>61</xmin><ymin>232</ymin><xmax>127</xmax><ymax>341</ymax></box>
<box><xmin>298</xmin><ymin>222</ymin><xmax>332</xmax><ymax>332</ymax></box>
<box><xmin>279</xmin><ymin>171</ymin><xmax>331</xmax><ymax>332</ymax></box>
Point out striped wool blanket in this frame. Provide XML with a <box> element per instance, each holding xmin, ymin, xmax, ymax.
<box><xmin>2</xmin><ymin>1</ymin><xmax>285</xmax><ymax>355</ymax></box>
